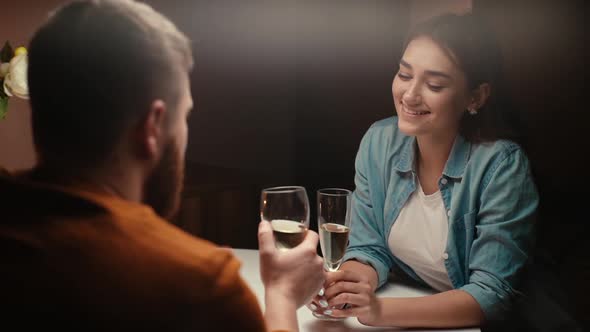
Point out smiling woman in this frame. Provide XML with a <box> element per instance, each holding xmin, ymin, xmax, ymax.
<box><xmin>393</xmin><ymin>36</ymin><xmax>478</xmax><ymax>145</ymax></box>
<box><xmin>309</xmin><ymin>13</ymin><xmax>539</xmax><ymax>329</ymax></box>
<box><xmin>395</xmin><ymin>13</ymin><xmax>514</xmax><ymax>145</ymax></box>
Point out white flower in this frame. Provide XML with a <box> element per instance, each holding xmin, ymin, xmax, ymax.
<box><xmin>0</xmin><ymin>62</ymin><xmax>9</xmax><ymax>79</ymax></box>
<box><xmin>3</xmin><ymin>53</ymin><xmax>29</xmax><ymax>99</ymax></box>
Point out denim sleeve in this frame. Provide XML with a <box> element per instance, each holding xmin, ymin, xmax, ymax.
<box><xmin>343</xmin><ymin>127</ymin><xmax>394</xmax><ymax>288</ymax></box>
<box><xmin>459</xmin><ymin>148</ymin><xmax>538</xmax><ymax>321</ymax></box>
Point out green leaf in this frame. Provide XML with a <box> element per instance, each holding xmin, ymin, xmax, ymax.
<box><xmin>0</xmin><ymin>96</ymin><xmax>8</xmax><ymax>120</ymax></box>
<box><xmin>0</xmin><ymin>41</ymin><xmax>13</xmax><ymax>63</ymax></box>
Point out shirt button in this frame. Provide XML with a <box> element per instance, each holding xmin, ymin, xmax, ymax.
<box><xmin>440</xmin><ymin>178</ymin><xmax>448</xmax><ymax>185</ymax></box>
<box><xmin>442</xmin><ymin>253</ymin><xmax>449</xmax><ymax>260</ymax></box>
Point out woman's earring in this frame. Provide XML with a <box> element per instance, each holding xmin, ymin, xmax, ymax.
<box><xmin>467</xmin><ymin>107</ymin><xmax>478</xmax><ymax>115</ymax></box>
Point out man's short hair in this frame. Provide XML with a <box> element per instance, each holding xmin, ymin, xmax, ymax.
<box><xmin>28</xmin><ymin>0</ymin><xmax>193</xmax><ymax>169</ymax></box>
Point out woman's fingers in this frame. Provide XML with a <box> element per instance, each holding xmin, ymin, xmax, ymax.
<box><xmin>324</xmin><ymin>281</ymin><xmax>365</xmax><ymax>299</ymax></box>
<box><xmin>325</xmin><ymin>269</ymin><xmax>365</xmax><ymax>285</ymax></box>
<box><xmin>307</xmin><ymin>288</ymin><xmax>329</xmax><ymax>313</ymax></box>
<box><xmin>329</xmin><ymin>306</ymin><xmax>368</xmax><ymax>318</ymax></box>
<box><xmin>306</xmin><ymin>302</ymin><xmax>319</xmax><ymax>312</ymax></box>
<box><xmin>328</xmin><ymin>292</ymin><xmax>367</xmax><ymax>307</ymax></box>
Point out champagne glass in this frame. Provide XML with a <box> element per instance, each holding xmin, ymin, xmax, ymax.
<box><xmin>260</xmin><ymin>186</ymin><xmax>310</xmax><ymax>251</ymax></box>
<box><xmin>313</xmin><ymin>188</ymin><xmax>352</xmax><ymax>320</ymax></box>
<box><xmin>318</xmin><ymin>188</ymin><xmax>352</xmax><ymax>271</ymax></box>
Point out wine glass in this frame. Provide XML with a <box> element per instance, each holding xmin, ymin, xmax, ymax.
<box><xmin>260</xmin><ymin>186</ymin><xmax>310</xmax><ymax>251</ymax></box>
<box><xmin>313</xmin><ymin>188</ymin><xmax>352</xmax><ymax>320</ymax></box>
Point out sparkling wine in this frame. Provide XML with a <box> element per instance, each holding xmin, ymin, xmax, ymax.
<box><xmin>271</xmin><ymin>219</ymin><xmax>308</xmax><ymax>251</ymax></box>
<box><xmin>320</xmin><ymin>223</ymin><xmax>350</xmax><ymax>271</ymax></box>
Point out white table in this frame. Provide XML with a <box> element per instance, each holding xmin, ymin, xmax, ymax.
<box><xmin>233</xmin><ymin>249</ymin><xmax>480</xmax><ymax>332</ymax></box>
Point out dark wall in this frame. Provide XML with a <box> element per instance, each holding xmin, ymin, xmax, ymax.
<box><xmin>147</xmin><ymin>3</ymin><xmax>589</xmax><ymax>327</ymax></box>
<box><xmin>153</xmin><ymin>0</ymin><xmax>298</xmax><ymax>179</ymax></box>
<box><xmin>293</xmin><ymin>0</ymin><xmax>409</xmax><ymax>195</ymax></box>
<box><xmin>148</xmin><ymin>0</ymin><xmax>411</xmax><ymax>245</ymax></box>
<box><xmin>474</xmin><ymin>0</ymin><xmax>588</xmax><ymax>329</ymax></box>
<box><xmin>150</xmin><ymin>0</ymin><xmax>409</xmax><ymax>179</ymax></box>
<box><xmin>293</xmin><ymin>1</ymin><xmax>409</xmax><ymax>230</ymax></box>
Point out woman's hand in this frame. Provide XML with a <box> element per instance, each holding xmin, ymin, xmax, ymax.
<box><xmin>322</xmin><ymin>269</ymin><xmax>382</xmax><ymax>326</ymax></box>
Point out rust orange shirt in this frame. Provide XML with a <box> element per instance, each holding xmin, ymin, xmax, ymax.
<box><xmin>0</xmin><ymin>169</ymin><xmax>277</xmax><ymax>331</ymax></box>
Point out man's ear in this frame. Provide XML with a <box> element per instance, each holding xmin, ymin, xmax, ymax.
<box><xmin>467</xmin><ymin>83</ymin><xmax>491</xmax><ymax>112</ymax></box>
<box><xmin>137</xmin><ymin>99</ymin><xmax>167</xmax><ymax>160</ymax></box>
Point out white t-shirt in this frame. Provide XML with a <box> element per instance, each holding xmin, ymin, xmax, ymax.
<box><xmin>387</xmin><ymin>180</ymin><xmax>454</xmax><ymax>292</ymax></box>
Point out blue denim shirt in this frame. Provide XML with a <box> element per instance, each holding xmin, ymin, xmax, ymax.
<box><xmin>342</xmin><ymin>117</ymin><xmax>538</xmax><ymax>320</ymax></box>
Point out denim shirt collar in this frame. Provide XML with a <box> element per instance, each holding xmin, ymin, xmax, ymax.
<box><xmin>393</xmin><ymin>136</ymin><xmax>416</xmax><ymax>174</ymax></box>
<box><xmin>393</xmin><ymin>134</ymin><xmax>471</xmax><ymax>179</ymax></box>
<box><xmin>443</xmin><ymin>134</ymin><xmax>471</xmax><ymax>179</ymax></box>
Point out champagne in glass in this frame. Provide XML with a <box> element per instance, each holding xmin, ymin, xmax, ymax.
<box><xmin>317</xmin><ymin>188</ymin><xmax>352</xmax><ymax>271</ymax></box>
<box><xmin>312</xmin><ymin>188</ymin><xmax>352</xmax><ymax>321</ymax></box>
<box><xmin>260</xmin><ymin>186</ymin><xmax>310</xmax><ymax>251</ymax></box>
<box><xmin>320</xmin><ymin>222</ymin><xmax>350</xmax><ymax>271</ymax></box>
<box><xmin>271</xmin><ymin>219</ymin><xmax>307</xmax><ymax>251</ymax></box>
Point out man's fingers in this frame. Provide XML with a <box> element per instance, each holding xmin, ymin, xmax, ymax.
<box><xmin>218</xmin><ymin>245</ymin><xmax>233</xmax><ymax>254</ymax></box>
<box><xmin>301</xmin><ymin>229</ymin><xmax>319</xmax><ymax>250</ymax></box>
<box><xmin>258</xmin><ymin>221</ymin><xmax>276</xmax><ymax>256</ymax></box>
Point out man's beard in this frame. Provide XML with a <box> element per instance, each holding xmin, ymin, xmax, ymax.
<box><xmin>143</xmin><ymin>141</ymin><xmax>184</xmax><ymax>220</ymax></box>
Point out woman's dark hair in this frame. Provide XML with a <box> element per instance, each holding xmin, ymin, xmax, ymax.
<box><xmin>405</xmin><ymin>13</ymin><xmax>524</xmax><ymax>144</ymax></box>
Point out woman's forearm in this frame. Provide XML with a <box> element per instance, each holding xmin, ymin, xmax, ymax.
<box><xmin>377</xmin><ymin>289</ymin><xmax>484</xmax><ymax>328</ymax></box>
<box><xmin>338</xmin><ymin>261</ymin><xmax>483</xmax><ymax>328</ymax></box>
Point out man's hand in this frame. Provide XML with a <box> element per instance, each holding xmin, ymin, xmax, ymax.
<box><xmin>258</xmin><ymin>220</ymin><xmax>324</xmax><ymax>307</ymax></box>
<box><xmin>258</xmin><ymin>220</ymin><xmax>324</xmax><ymax>332</ymax></box>
<box><xmin>258</xmin><ymin>221</ymin><xmax>324</xmax><ymax>302</ymax></box>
